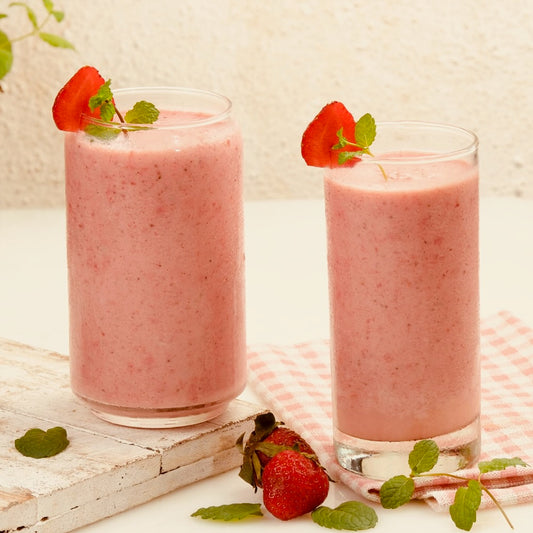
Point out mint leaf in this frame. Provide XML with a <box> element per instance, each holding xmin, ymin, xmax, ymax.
<box><xmin>379</xmin><ymin>475</ymin><xmax>415</xmax><ymax>509</ymax></box>
<box><xmin>312</xmin><ymin>501</ymin><xmax>378</xmax><ymax>531</ymax></box>
<box><xmin>332</xmin><ymin>127</ymin><xmax>349</xmax><ymax>149</ymax></box>
<box><xmin>84</xmin><ymin>123</ymin><xmax>121</xmax><ymax>141</ymax></box>
<box><xmin>355</xmin><ymin>113</ymin><xmax>376</xmax><ymax>150</ymax></box>
<box><xmin>409</xmin><ymin>439</ymin><xmax>440</xmax><ymax>475</ymax></box>
<box><xmin>338</xmin><ymin>151</ymin><xmax>363</xmax><ymax>165</ymax></box>
<box><xmin>88</xmin><ymin>79</ymin><xmax>116</xmax><ymax>121</ymax></box>
<box><xmin>449</xmin><ymin>480</ymin><xmax>482</xmax><ymax>531</ymax></box>
<box><xmin>15</xmin><ymin>427</ymin><xmax>69</xmax><ymax>458</ymax></box>
<box><xmin>191</xmin><ymin>503</ymin><xmax>263</xmax><ymax>521</ymax></box>
<box><xmin>478</xmin><ymin>457</ymin><xmax>528</xmax><ymax>474</ymax></box>
<box><xmin>124</xmin><ymin>100</ymin><xmax>160</xmax><ymax>125</ymax></box>
<box><xmin>39</xmin><ymin>32</ymin><xmax>74</xmax><ymax>49</ymax></box>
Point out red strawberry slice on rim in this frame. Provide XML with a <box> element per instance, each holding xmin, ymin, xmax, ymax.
<box><xmin>301</xmin><ymin>101</ymin><xmax>359</xmax><ymax>168</ymax></box>
<box><xmin>52</xmin><ymin>66</ymin><xmax>106</xmax><ymax>132</ymax></box>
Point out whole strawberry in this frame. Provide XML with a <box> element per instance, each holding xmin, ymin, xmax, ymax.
<box><xmin>261</xmin><ymin>449</ymin><xmax>330</xmax><ymax>521</ymax></box>
<box><xmin>256</xmin><ymin>426</ymin><xmax>315</xmax><ymax>467</ymax></box>
<box><xmin>237</xmin><ymin>412</ymin><xmax>317</xmax><ymax>490</ymax></box>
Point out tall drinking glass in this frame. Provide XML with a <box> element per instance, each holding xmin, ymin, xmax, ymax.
<box><xmin>325</xmin><ymin>122</ymin><xmax>480</xmax><ymax>479</ymax></box>
<box><xmin>64</xmin><ymin>87</ymin><xmax>246</xmax><ymax>428</ymax></box>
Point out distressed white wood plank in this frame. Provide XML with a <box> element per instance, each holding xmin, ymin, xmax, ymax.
<box><xmin>0</xmin><ymin>338</ymin><xmax>266</xmax><ymax>532</ymax></box>
<box><xmin>0</xmin><ymin>410</ymin><xmax>161</xmax><ymax>531</ymax></box>
<box><xmin>26</xmin><ymin>447</ymin><xmax>242</xmax><ymax>533</ymax></box>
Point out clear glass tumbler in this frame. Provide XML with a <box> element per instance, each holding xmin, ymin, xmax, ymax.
<box><xmin>324</xmin><ymin>122</ymin><xmax>480</xmax><ymax>479</ymax></box>
<box><xmin>64</xmin><ymin>87</ymin><xmax>246</xmax><ymax>428</ymax></box>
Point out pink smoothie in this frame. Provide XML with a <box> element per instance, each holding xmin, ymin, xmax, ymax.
<box><xmin>65</xmin><ymin>109</ymin><xmax>245</xmax><ymax>417</ymax></box>
<box><xmin>325</xmin><ymin>155</ymin><xmax>479</xmax><ymax>442</ymax></box>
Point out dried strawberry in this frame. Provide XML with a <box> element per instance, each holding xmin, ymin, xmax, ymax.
<box><xmin>261</xmin><ymin>449</ymin><xmax>330</xmax><ymax>521</ymax></box>
<box><xmin>301</xmin><ymin>101</ymin><xmax>359</xmax><ymax>168</ymax></box>
<box><xmin>52</xmin><ymin>65</ymin><xmax>105</xmax><ymax>132</ymax></box>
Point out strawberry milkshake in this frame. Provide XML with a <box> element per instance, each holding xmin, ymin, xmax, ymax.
<box><xmin>324</xmin><ymin>122</ymin><xmax>480</xmax><ymax>478</ymax></box>
<box><xmin>64</xmin><ymin>87</ymin><xmax>246</xmax><ymax>427</ymax></box>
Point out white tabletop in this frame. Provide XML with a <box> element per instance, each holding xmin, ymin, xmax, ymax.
<box><xmin>1</xmin><ymin>197</ymin><xmax>532</xmax><ymax>532</ymax></box>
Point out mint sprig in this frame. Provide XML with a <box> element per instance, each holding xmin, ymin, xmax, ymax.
<box><xmin>332</xmin><ymin>113</ymin><xmax>377</xmax><ymax>162</ymax></box>
<box><xmin>332</xmin><ymin>112</ymin><xmax>387</xmax><ymax>179</ymax></box>
<box><xmin>379</xmin><ymin>439</ymin><xmax>529</xmax><ymax>531</ymax></box>
<box><xmin>85</xmin><ymin>79</ymin><xmax>160</xmax><ymax>139</ymax></box>
<box><xmin>0</xmin><ymin>1</ymin><xmax>74</xmax><ymax>91</ymax></box>
<box><xmin>14</xmin><ymin>426</ymin><xmax>69</xmax><ymax>458</ymax></box>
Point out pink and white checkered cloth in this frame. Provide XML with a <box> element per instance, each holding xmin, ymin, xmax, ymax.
<box><xmin>247</xmin><ymin>311</ymin><xmax>533</xmax><ymax>511</ymax></box>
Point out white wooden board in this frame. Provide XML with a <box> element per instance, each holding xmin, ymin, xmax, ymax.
<box><xmin>0</xmin><ymin>338</ymin><xmax>266</xmax><ymax>532</ymax></box>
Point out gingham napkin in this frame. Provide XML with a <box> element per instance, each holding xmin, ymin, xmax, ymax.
<box><xmin>247</xmin><ymin>311</ymin><xmax>533</xmax><ymax>511</ymax></box>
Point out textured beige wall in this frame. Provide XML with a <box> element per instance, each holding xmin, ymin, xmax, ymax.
<box><xmin>0</xmin><ymin>0</ymin><xmax>531</xmax><ymax>207</ymax></box>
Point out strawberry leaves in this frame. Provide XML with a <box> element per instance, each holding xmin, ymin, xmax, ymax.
<box><xmin>237</xmin><ymin>411</ymin><xmax>279</xmax><ymax>489</ymax></box>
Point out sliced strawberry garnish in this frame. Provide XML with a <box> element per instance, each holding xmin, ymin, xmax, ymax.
<box><xmin>301</xmin><ymin>101</ymin><xmax>359</xmax><ymax>168</ymax></box>
<box><xmin>52</xmin><ymin>66</ymin><xmax>106</xmax><ymax>132</ymax></box>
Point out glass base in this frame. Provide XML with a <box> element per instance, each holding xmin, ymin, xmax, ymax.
<box><xmin>76</xmin><ymin>394</ymin><xmax>230</xmax><ymax>428</ymax></box>
<box><xmin>334</xmin><ymin>416</ymin><xmax>480</xmax><ymax>480</ymax></box>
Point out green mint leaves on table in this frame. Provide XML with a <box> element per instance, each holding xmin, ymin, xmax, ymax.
<box><xmin>0</xmin><ymin>1</ymin><xmax>74</xmax><ymax>90</ymax></box>
<box><xmin>311</xmin><ymin>501</ymin><xmax>378</xmax><ymax>531</ymax></box>
<box><xmin>85</xmin><ymin>79</ymin><xmax>160</xmax><ymax>139</ymax></box>
<box><xmin>191</xmin><ymin>503</ymin><xmax>263</xmax><ymax>521</ymax></box>
<box><xmin>192</xmin><ymin>437</ymin><xmax>528</xmax><ymax>531</ymax></box>
<box><xmin>379</xmin><ymin>439</ymin><xmax>528</xmax><ymax>531</ymax></box>
<box><xmin>15</xmin><ymin>426</ymin><xmax>69</xmax><ymax>459</ymax></box>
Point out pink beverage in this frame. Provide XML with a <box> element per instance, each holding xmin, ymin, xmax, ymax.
<box><xmin>64</xmin><ymin>88</ymin><xmax>246</xmax><ymax>428</ymax></box>
<box><xmin>325</xmin><ymin>122</ymin><xmax>480</xmax><ymax>478</ymax></box>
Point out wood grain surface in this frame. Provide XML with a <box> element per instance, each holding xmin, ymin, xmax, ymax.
<box><xmin>0</xmin><ymin>338</ymin><xmax>265</xmax><ymax>532</ymax></box>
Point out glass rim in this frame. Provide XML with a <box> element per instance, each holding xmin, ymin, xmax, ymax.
<box><xmin>356</xmin><ymin>120</ymin><xmax>479</xmax><ymax>164</ymax></box>
<box><xmin>82</xmin><ymin>86</ymin><xmax>232</xmax><ymax>130</ymax></box>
